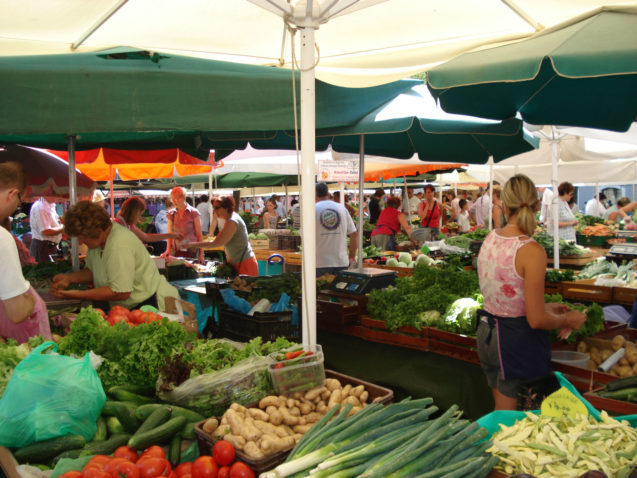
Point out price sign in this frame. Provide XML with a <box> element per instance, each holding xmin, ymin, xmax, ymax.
<box><xmin>317</xmin><ymin>160</ymin><xmax>359</xmax><ymax>182</ymax></box>
<box><xmin>541</xmin><ymin>387</ymin><xmax>589</xmax><ymax>419</ymax></box>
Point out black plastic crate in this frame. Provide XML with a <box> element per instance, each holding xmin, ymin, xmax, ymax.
<box><xmin>217</xmin><ymin>305</ymin><xmax>299</xmax><ymax>341</ymax></box>
<box><xmin>164</xmin><ymin>264</ymin><xmax>198</xmax><ymax>281</ymax></box>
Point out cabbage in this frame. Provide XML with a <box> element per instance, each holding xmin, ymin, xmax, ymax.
<box><xmin>415</xmin><ymin>254</ymin><xmax>433</xmax><ymax>266</ymax></box>
<box><xmin>248</xmin><ymin>233</ymin><xmax>257</xmax><ymax>240</ymax></box>
<box><xmin>386</xmin><ymin>258</ymin><xmax>400</xmax><ymax>267</ymax></box>
<box><xmin>419</xmin><ymin>310</ymin><xmax>441</xmax><ymax>326</ymax></box>
<box><xmin>442</xmin><ymin>297</ymin><xmax>482</xmax><ymax>334</ymax></box>
<box><xmin>256</xmin><ymin>233</ymin><xmax>269</xmax><ymax>240</ymax></box>
<box><xmin>398</xmin><ymin>252</ymin><xmax>412</xmax><ymax>265</ymax></box>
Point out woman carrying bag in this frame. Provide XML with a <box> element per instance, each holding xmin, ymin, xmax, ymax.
<box><xmin>417</xmin><ymin>185</ymin><xmax>441</xmax><ymax>241</ymax></box>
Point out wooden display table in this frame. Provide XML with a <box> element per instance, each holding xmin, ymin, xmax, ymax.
<box><xmin>547</xmin><ymin>247</ymin><xmax>607</xmax><ymax>268</ymax></box>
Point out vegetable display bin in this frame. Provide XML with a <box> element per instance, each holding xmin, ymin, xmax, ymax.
<box><xmin>217</xmin><ymin>305</ymin><xmax>299</xmax><ymax>342</ymax></box>
<box><xmin>576</xmin><ymin>233</ymin><xmax>613</xmax><ymax>247</ymax></box>
<box><xmin>551</xmin><ymin>350</ymin><xmax>590</xmax><ymax>369</ymax></box>
<box><xmin>269</xmin><ymin>345</ymin><xmax>325</xmax><ymax>395</ymax></box>
<box><xmin>583</xmin><ymin>387</ymin><xmax>637</xmax><ymax>415</ymax></box>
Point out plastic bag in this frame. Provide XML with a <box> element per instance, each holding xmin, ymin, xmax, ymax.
<box><xmin>156</xmin><ymin>355</ymin><xmax>274</xmax><ymax>417</ymax></box>
<box><xmin>219</xmin><ymin>287</ymin><xmax>252</xmax><ymax>314</ymax></box>
<box><xmin>0</xmin><ymin>341</ymin><xmax>106</xmax><ymax>448</ymax></box>
<box><xmin>270</xmin><ymin>292</ymin><xmax>290</xmax><ymax>313</ymax></box>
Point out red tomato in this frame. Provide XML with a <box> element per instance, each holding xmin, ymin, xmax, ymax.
<box><xmin>136</xmin><ymin>457</ymin><xmax>171</xmax><ymax>478</ymax></box>
<box><xmin>86</xmin><ymin>455</ymin><xmax>112</xmax><ymax>470</ymax></box>
<box><xmin>108</xmin><ymin>312</ymin><xmax>128</xmax><ymax>325</ymax></box>
<box><xmin>113</xmin><ymin>445</ymin><xmax>139</xmax><ymax>463</ymax></box>
<box><xmin>212</xmin><ymin>441</ymin><xmax>235</xmax><ymax>467</ymax></box>
<box><xmin>191</xmin><ymin>456</ymin><xmax>218</xmax><ymax>478</ymax></box>
<box><xmin>93</xmin><ymin>308</ymin><xmax>107</xmax><ymax>319</ymax></box>
<box><xmin>113</xmin><ymin>461</ymin><xmax>140</xmax><ymax>478</ymax></box>
<box><xmin>217</xmin><ymin>467</ymin><xmax>230</xmax><ymax>478</ymax></box>
<box><xmin>129</xmin><ymin>309</ymin><xmax>145</xmax><ymax>324</ymax></box>
<box><xmin>59</xmin><ymin>472</ymin><xmax>83</xmax><ymax>478</ymax></box>
<box><xmin>174</xmin><ymin>463</ymin><xmax>192</xmax><ymax>477</ymax></box>
<box><xmin>139</xmin><ymin>445</ymin><xmax>166</xmax><ymax>460</ymax></box>
<box><xmin>103</xmin><ymin>458</ymin><xmax>130</xmax><ymax>474</ymax></box>
<box><xmin>180</xmin><ymin>474</ymin><xmax>192</xmax><ymax>478</ymax></box>
<box><xmin>229</xmin><ymin>462</ymin><xmax>254</xmax><ymax>478</ymax></box>
<box><xmin>83</xmin><ymin>469</ymin><xmax>111</xmax><ymax>478</ymax></box>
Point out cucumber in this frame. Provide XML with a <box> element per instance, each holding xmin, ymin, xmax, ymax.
<box><xmin>14</xmin><ymin>435</ymin><xmax>86</xmax><ymax>464</ymax></box>
<box><xmin>132</xmin><ymin>406</ymin><xmax>172</xmax><ymax>438</ymax></box>
<box><xmin>136</xmin><ymin>403</ymin><xmax>205</xmax><ymax>423</ymax></box>
<box><xmin>80</xmin><ymin>434</ymin><xmax>132</xmax><ymax>456</ymax></box>
<box><xmin>92</xmin><ymin>416</ymin><xmax>107</xmax><ymax>442</ymax></box>
<box><xmin>605</xmin><ymin>375</ymin><xmax>637</xmax><ymax>392</ymax></box>
<box><xmin>106</xmin><ymin>416</ymin><xmax>125</xmax><ymax>436</ymax></box>
<box><xmin>101</xmin><ymin>401</ymin><xmax>140</xmax><ymax>433</ymax></box>
<box><xmin>110</xmin><ymin>388</ymin><xmax>157</xmax><ymax>405</ymax></box>
<box><xmin>128</xmin><ymin>416</ymin><xmax>187</xmax><ymax>450</ymax></box>
<box><xmin>179</xmin><ymin>421</ymin><xmax>198</xmax><ymax>440</ymax></box>
<box><xmin>598</xmin><ymin>386</ymin><xmax>637</xmax><ymax>401</ymax></box>
<box><xmin>107</xmin><ymin>384</ymin><xmax>156</xmax><ymax>397</ymax></box>
<box><xmin>51</xmin><ymin>448</ymin><xmax>84</xmax><ymax>466</ymax></box>
<box><xmin>168</xmin><ymin>435</ymin><xmax>181</xmax><ymax>467</ymax></box>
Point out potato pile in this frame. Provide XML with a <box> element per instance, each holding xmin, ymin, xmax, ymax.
<box><xmin>578</xmin><ymin>334</ymin><xmax>637</xmax><ymax>377</ymax></box>
<box><xmin>201</xmin><ymin>377</ymin><xmax>377</xmax><ymax>459</ymax></box>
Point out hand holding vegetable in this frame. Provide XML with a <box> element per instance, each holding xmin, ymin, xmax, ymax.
<box><xmin>563</xmin><ymin>308</ymin><xmax>587</xmax><ymax>330</ymax></box>
<box><xmin>50</xmin><ymin>273</ymin><xmax>71</xmax><ymax>293</ymax></box>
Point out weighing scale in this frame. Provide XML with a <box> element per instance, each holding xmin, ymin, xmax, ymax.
<box><xmin>607</xmin><ymin>242</ymin><xmax>637</xmax><ymax>264</ymax></box>
<box><xmin>616</xmin><ymin>230</ymin><xmax>637</xmax><ymax>240</ymax></box>
<box><xmin>329</xmin><ymin>267</ymin><xmax>397</xmax><ymax>295</ymax></box>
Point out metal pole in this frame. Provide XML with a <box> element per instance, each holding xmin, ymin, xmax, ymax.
<box><xmin>67</xmin><ymin>135</ymin><xmax>79</xmax><ymax>272</ymax></box>
<box><xmin>109</xmin><ymin>165</ymin><xmax>115</xmax><ymax>220</ymax></box>
<box><xmin>551</xmin><ymin>127</ymin><xmax>560</xmax><ymax>269</ymax></box>
<box><xmin>299</xmin><ymin>25</ymin><xmax>317</xmax><ymax>348</ymax></box>
<box><xmin>488</xmin><ymin>157</ymin><xmax>494</xmax><ymax>231</ymax></box>
<box><xmin>357</xmin><ymin>135</ymin><xmax>365</xmax><ymax>269</ymax></box>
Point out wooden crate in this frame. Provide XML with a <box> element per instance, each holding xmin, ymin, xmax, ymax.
<box><xmin>551</xmin><ymin>361</ymin><xmax>615</xmax><ymax>392</ymax></box>
<box><xmin>249</xmin><ymin>239</ymin><xmax>270</xmax><ymax>250</ymax></box>
<box><xmin>427</xmin><ymin>327</ymin><xmax>480</xmax><ymax>365</ymax></box>
<box><xmin>366</xmin><ymin>263</ymin><xmax>414</xmax><ymax>277</ymax></box>
<box><xmin>560</xmin><ymin>278</ymin><xmax>613</xmax><ymax>303</ymax></box>
<box><xmin>359</xmin><ymin>316</ymin><xmax>429</xmax><ymax>351</ymax></box>
<box><xmin>613</xmin><ymin>285</ymin><xmax>637</xmax><ymax>306</ymax></box>
<box><xmin>544</xmin><ymin>281</ymin><xmax>563</xmax><ymax>295</ymax></box>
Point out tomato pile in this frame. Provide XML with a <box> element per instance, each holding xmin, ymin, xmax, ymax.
<box><xmin>95</xmin><ymin>306</ymin><xmax>164</xmax><ymax>327</ymax></box>
<box><xmin>57</xmin><ymin>442</ymin><xmax>254</xmax><ymax>478</ymax></box>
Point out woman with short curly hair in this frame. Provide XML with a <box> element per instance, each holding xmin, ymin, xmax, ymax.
<box><xmin>51</xmin><ymin>201</ymin><xmax>179</xmax><ymax>311</ymax></box>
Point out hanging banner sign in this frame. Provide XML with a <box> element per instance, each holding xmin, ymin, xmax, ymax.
<box><xmin>317</xmin><ymin>160</ymin><xmax>359</xmax><ymax>182</ymax></box>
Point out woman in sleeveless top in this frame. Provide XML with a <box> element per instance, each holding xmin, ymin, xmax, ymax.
<box><xmin>115</xmin><ymin>197</ymin><xmax>182</xmax><ymax>248</ymax></box>
<box><xmin>262</xmin><ymin>198</ymin><xmax>279</xmax><ymax>229</ymax></box>
<box><xmin>476</xmin><ymin>174</ymin><xmax>586</xmax><ymax>410</ymax></box>
<box><xmin>370</xmin><ymin>196</ymin><xmax>412</xmax><ymax>251</ymax></box>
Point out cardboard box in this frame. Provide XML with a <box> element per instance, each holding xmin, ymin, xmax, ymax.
<box><xmin>164</xmin><ymin>296</ymin><xmax>198</xmax><ymax>334</ymax></box>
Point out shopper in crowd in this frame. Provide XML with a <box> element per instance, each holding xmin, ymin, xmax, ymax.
<box><xmin>585</xmin><ymin>192</ymin><xmax>607</xmax><ymax>218</ymax></box>
<box><xmin>417</xmin><ymin>185</ymin><xmax>441</xmax><ymax>241</ymax></box>
<box><xmin>153</xmin><ymin>197</ymin><xmax>172</xmax><ymax>256</ymax></box>
<box><xmin>333</xmin><ymin>191</ymin><xmax>356</xmax><ymax>219</ymax></box>
<box><xmin>371</xmin><ymin>196</ymin><xmax>412</xmax><ymax>251</ymax></box>
<box><xmin>477</xmin><ymin>174</ymin><xmax>586</xmax><ymax>410</ymax></box>
<box><xmin>315</xmin><ymin>182</ymin><xmax>358</xmax><ymax>276</ymax></box>
<box><xmin>546</xmin><ymin>181</ymin><xmax>577</xmax><ymax>241</ymax></box>
<box><xmin>2</xmin><ymin>217</ymin><xmax>36</xmax><ymax>266</ymax></box>
<box><xmin>604</xmin><ymin>197</ymin><xmax>632</xmax><ymax>222</ymax></box>
<box><xmin>290</xmin><ymin>198</ymin><xmax>301</xmax><ymax>229</ymax></box>
<box><xmin>368</xmin><ymin>188</ymin><xmax>385</xmax><ymax>225</ymax></box>
<box><xmin>402</xmin><ymin>187</ymin><xmax>420</xmax><ymax>216</ymax></box>
<box><xmin>185</xmin><ymin>196</ymin><xmax>258</xmax><ymax>276</ymax></box>
<box><xmin>115</xmin><ymin>197</ymin><xmax>182</xmax><ymax>249</ymax></box>
<box><xmin>538</xmin><ymin>186</ymin><xmax>553</xmax><ymax>226</ymax></box>
<box><xmin>456</xmin><ymin>199</ymin><xmax>471</xmax><ymax>233</ymax></box>
<box><xmin>51</xmin><ymin>201</ymin><xmax>179</xmax><ymax>310</ymax></box>
<box><xmin>440</xmin><ymin>195</ymin><xmax>457</xmax><ymax>226</ymax></box>
<box><xmin>29</xmin><ymin>196</ymin><xmax>64</xmax><ymax>262</ymax></box>
<box><xmin>491</xmin><ymin>185</ymin><xmax>505</xmax><ymax>229</ymax></box>
<box><xmin>261</xmin><ymin>197</ymin><xmax>280</xmax><ymax>229</ymax></box>
<box><xmin>196</xmin><ymin>194</ymin><xmax>211</xmax><ymax>235</ymax></box>
<box><xmin>164</xmin><ymin>186</ymin><xmax>203</xmax><ymax>261</ymax></box>
<box><xmin>0</xmin><ymin>162</ymin><xmax>51</xmax><ymax>343</ymax></box>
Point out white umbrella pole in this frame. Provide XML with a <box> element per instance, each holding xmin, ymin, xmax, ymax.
<box><xmin>299</xmin><ymin>25</ymin><xmax>317</xmax><ymax>348</ymax></box>
<box><xmin>67</xmin><ymin>135</ymin><xmax>79</xmax><ymax>272</ymax></box>
<box><xmin>208</xmin><ymin>171</ymin><xmax>213</xmax><ymax>235</ymax></box>
<box><xmin>551</xmin><ymin>127</ymin><xmax>560</xmax><ymax>269</ymax></box>
<box><xmin>109</xmin><ymin>165</ymin><xmax>115</xmax><ymax>220</ymax></box>
<box><xmin>285</xmin><ymin>183</ymin><xmax>289</xmax><ymax>226</ymax></box>
<box><xmin>488</xmin><ymin>157</ymin><xmax>494</xmax><ymax>231</ymax></box>
<box><xmin>358</xmin><ymin>135</ymin><xmax>365</xmax><ymax>269</ymax></box>
<box><xmin>403</xmin><ymin>174</ymin><xmax>411</xmax><ymax>223</ymax></box>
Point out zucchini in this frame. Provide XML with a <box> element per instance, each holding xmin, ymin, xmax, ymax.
<box><xmin>80</xmin><ymin>434</ymin><xmax>132</xmax><ymax>456</ymax></box>
<box><xmin>101</xmin><ymin>401</ymin><xmax>140</xmax><ymax>433</ymax></box>
<box><xmin>598</xmin><ymin>386</ymin><xmax>637</xmax><ymax>401</ymax></box>
<box><xmin>132</xmin><ymin>406</ymin><xmax>172</xmax><ymax>438</ymax></box>
<box><xmin>136</xmin><ymin>403</ymin><xmax>205</xmax><ymax>423</ymax></box>
<box><xmin>14</xmin><ymin>435</ymin><xmax>87</xmax><ymax>464</ymax></box>
<box><xmin>179</xmin><ymin>421</ymin><xmax>198</xmax><ymax>440</ymax></box>
<box><xmin>605</xmin><ymin>375</ymin><xmax>637</xmax><ymax>392</ymax></box>
<box><xmin>128</xmin><ymin>416</ymin><xmax>187</xmax><ymax>450</ymax></box>
<box><xmin>110</xmin><ymin>388</ymin><xmax>157</xmax><ymax>405</ymax></box>
<box><xmin>106</xmin><ymin>416</ymin><xmax>125</xmax><ymax>436</ymax></box>
<box><xmin>107</xmin><ymin>384</ymin><xmax>156</xmax><ymax>397</ymax></box>
<box><xmin>92</xmin><ymin>416</ymin><xmax>108</xmax><ymax>442</ymax></box>
<box><xmin>168</xmin><ymin>435</ymin><xmax>181</xmax><ymax>467</ymax></box>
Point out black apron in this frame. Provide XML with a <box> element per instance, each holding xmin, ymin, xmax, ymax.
<box><xmin>477</xmin><ymin>309</ymin><xmax>552</xmax><ymax>381</ymax></box>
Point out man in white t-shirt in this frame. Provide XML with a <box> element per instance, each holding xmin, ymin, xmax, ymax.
<box><xmin>0</xmin><ymin>162</ymin><xmax>51</xmax><ymax>343</ymax></box>
<box><xmin>315</xmin><ymin>182</ymin><xmax>358</xmax><ymax>276</ymax></box>
<box><xmin>539</xmin><ymin>187</ymin><xmax>554</xmax><ymax>226</ymax></box>
<box><xmin>402</xmin><ymin>187</ymin><xmax>420</xmax><ymax>215</ymax></box>
<box><xmin>29</xmin><ymin>196</ymin><xmax>64</xmax><ymax>262</ymax></box>
<box><xmin>585</xmin><ymin>193</ymin><xmax>607</xmax><ymax>218</ymax></box>
<box><xmin>196</xmin><ymin>194</ymin><xmax>211</xmax><ymax>234</ymax></box>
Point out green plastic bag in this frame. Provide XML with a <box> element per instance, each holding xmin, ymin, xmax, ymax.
<box><xmin>0</xmin><ymin>341</ymin><xmax>106</xmax><ymax>448</ymax></box>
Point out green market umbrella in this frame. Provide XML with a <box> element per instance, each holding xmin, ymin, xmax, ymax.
<box><xmin>426</xmin><ymin>6</ymin><xmax>637</xmax><ymax>133</ymax></box>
